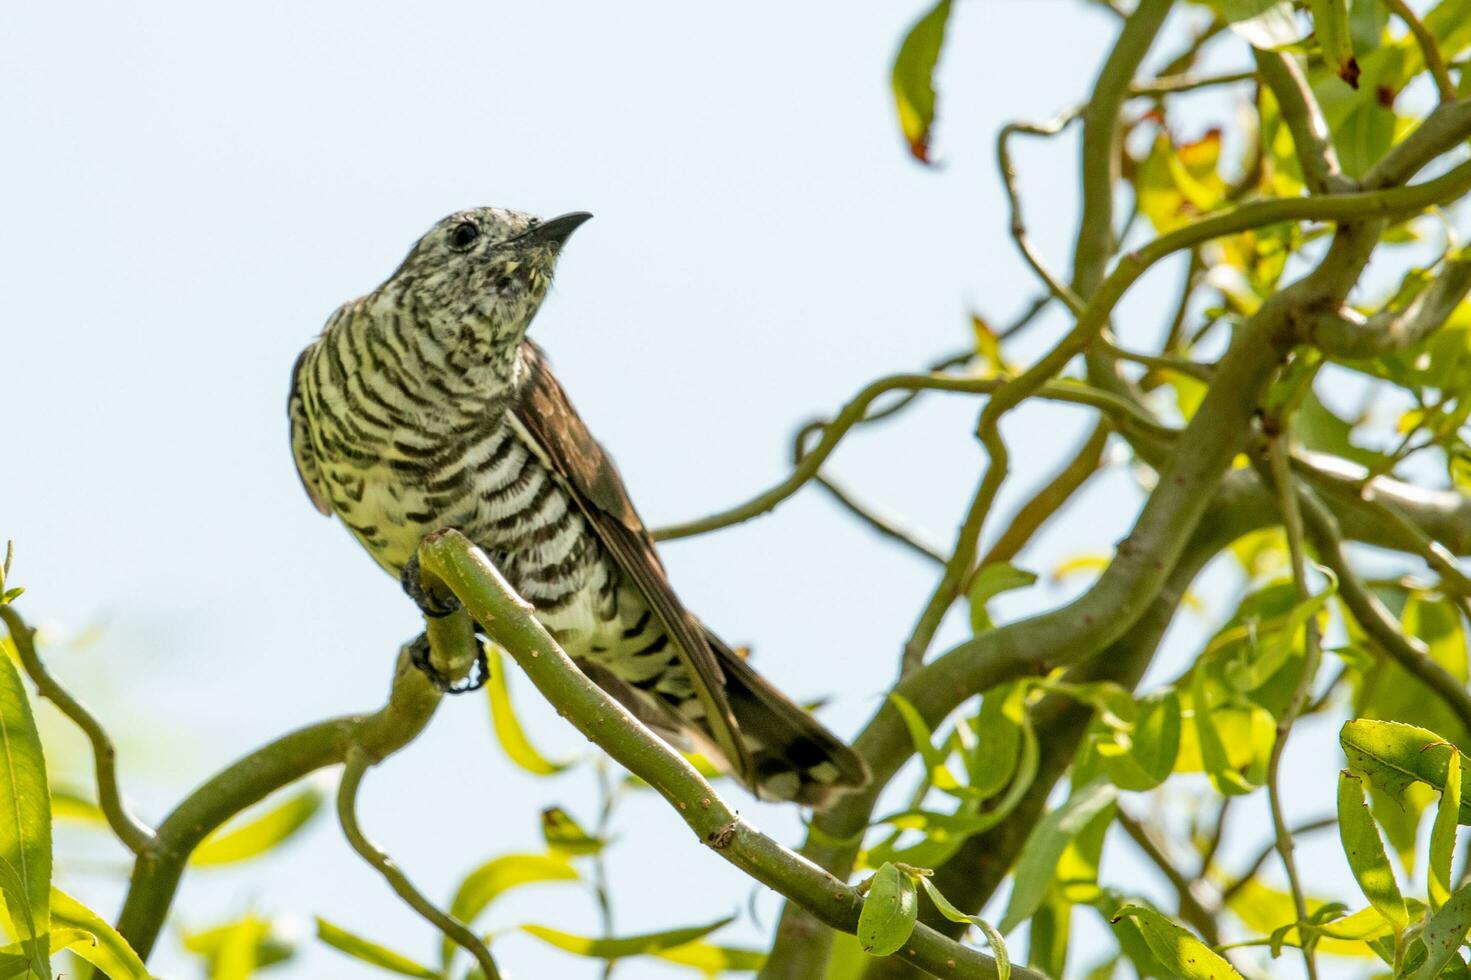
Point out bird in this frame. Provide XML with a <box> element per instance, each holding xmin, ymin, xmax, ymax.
<box><xmin>288</xmin><ymin>207</ymin><xmax>869</xmax><ymax>808</ymax></box>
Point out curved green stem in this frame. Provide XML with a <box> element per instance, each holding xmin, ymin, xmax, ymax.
<box><xmin>337</xmin><ymin>748</ymin><xmax>501</xmax><ymax>980</ymax></box>
<box><xmin>0</xmin><ymin>606</ymin><xmax>154</xmax><ymax>855</ymax></box>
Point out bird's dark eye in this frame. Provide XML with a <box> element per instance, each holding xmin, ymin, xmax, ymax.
<box><xmin>448</xmin><ymin>221</ymin><xmax>480</xmax><ymax>251</ymax></box>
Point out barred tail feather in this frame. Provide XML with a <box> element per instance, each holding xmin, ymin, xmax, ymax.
<box><xmin>703</xmin><ymin>630</ymin><xmax>870</xmax><ymax>809</ymax></box>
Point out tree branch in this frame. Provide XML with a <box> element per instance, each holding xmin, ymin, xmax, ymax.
<box><xmin>1308</xmin><ymin>253</ymin><xmax>1471</xmax><ymax>358</ymax></box>
<box><xmin>109</xmin><ymin>621</ymin><xmax>470</xmax><ymax>960</ymax></box>
<box><xmin>1252</xmin><ymin>48</ymin><xmax>1346</xmax><ymax>194</ymax></box>
<box><xmin>1384</xmin><ymin>0</ymin><xmax>1457</xmax><ymax>103</ymax></box>
<box><xmin>337</xmin><ymin>747</ymin><xmax>502</xmax><ymax>979</ymax></box>
<box><xmin>0</xmin><ymin>606</ymin><xmax>155</xmax><ymax>856</ymax></box>
<box><xmin>415</xmin><ymin>530</ymin><xmax>1038</xmax><ymax>980</ymax></box>
<box><xmin>652</xmin><ymin>373</ymin><xmax>1171</xmax><ymax>542</ymax></box>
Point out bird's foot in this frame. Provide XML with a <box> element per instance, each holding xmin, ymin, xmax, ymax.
<box><xmin>408</xmin><ymin>633</ymin><xmax>489</xmax><ymax>694</ymax></box>
<box><xmin>401</xmin><ymin>552</ymin><xmax>461</xmax><ymax>618</ymax></box>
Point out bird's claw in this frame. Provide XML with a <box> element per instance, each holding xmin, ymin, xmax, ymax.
<box><xmin>408</xmin><ymin>633</ymin><xmax>489</xmax><ymax>694</ymax></box>
<box><xmin>401</xmin><ymin>553</ymin><xmax>461</xmax><ymax>619</ymax></box>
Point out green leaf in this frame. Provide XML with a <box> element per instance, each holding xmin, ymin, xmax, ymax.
<box><xmin>317</xmin><ymin>918</ymin><xmax>438</xmax><ymax>979</ymax></box>
<box><xmin>999</xmin><ymin>778</ymin><xmax>1118</xmax><ymax>933</ymax></box>
<box><xmin>540</xmin><ymin>806</ymin><xmax>603</xmax><ymax>856</ymax></box>
<box><xmin>443</xmin><ymin>853</ymin><xmax>577</xmax><ymax>967</ymax></box>
<box><xmin>916</xmin><ymin>876</ymin><xmax>1009</xmax><ymax>979</ymax></box>
<box><xmin>0</xmin><ymin>645</ymin><xmax>50</xmax><ymax>979</ymax></box>
<box><xmin>1109</xmin><ymin>905</ymin><xmax>1243</xmax><ymax>979</ymax></box>
<box><xmin>190</xmin><ymin>788</ymin><xmax>322</xmax><ymax>866</ymax></box>
<box><xmin>1135</xmin><ymin>131</ymin><xmax>1229</xmax><ymax>234</ymax></box>
<box><xmin>1208</xmin><ymin>0</ymin><xmax>1305</xmax><ymax>49</ymax></box>
<box><xmin>1340</xmin><ymin>719</ymin><xmax>1471</xmax><ymax>820</ymax></box>
<box><xmin>857</xmin><ymin>863</ymin><xmax>917</xmax><ymax>957</ymax></box>
<box><xmin>1411</xmin><ymin>882</ymin><xmax>1471</xmax><ymax>980</ymax></box>
<box><xmin>1337</xmin><ymin>769</ymin><xmax>1409</xmax><ymax>930</ymax></box>
<box><xmin>485</xmin><ymin>645</ymin><xmax>569</xmax><ymax>776</ymax></box>
<box><xmin>48</xmin><ymin>787</ymin><xmax>106</xmax><ymax>826</ymax></box>
<box><xmin>824</xmin><ymin>930</ymin><xmax>868</xmax><ymax>980</ymax></box>
<box><xmin>522</xmin><ymin>917</ymin><xmax>733</xmax><ymax>960</ymax></box>
<box><xmin>1027</xmin><ymin>888</ymin><xmax>1069</xmax><ymax>978</ymax></box>
<box><xmin>966</xmin><ymin>564</ymin><xmax>1036</xmax><ymax>634</ymax></box>
<box><xmin>1189</xmin><ymin>670</ymin><xmax>1268</xmax><ymax>795</ymax></box>
<box><xmin>52</xmin><ymin>887</ymin><xmax>152</xmax><ymax>979</ymax></box>
<box><xmin>890</xmin><ymin>0</ymin><xmax>952</xmax><ymax>163</ymax></box>
<box><xmin>1431</xmin><ymin>749</ymin><xmax>1462</xmax><ymax>911</ymax></box>
<box><xmin>1310</xmin><ymin>0</ymin><xmax>1359</xmax><ymax>86</ymax></box>
<box><xmin>181</xmin><ymin>916</ymin><xmax>294</xmax><ymax>977</ymax></box>
<box><xmin>887</xmin><ymin>693</ymin><xmax>960</xmax><ymax>792</ymax></box>
<box><xmin>653</xmin><ymin>941</ymin><xmax>765</xmax><ymax>976</ymax></box>
<box><xmin>966</xmin><ymin>685</ymin><xmax>1021</xmax><ymax>799</ymax></box>
<box><xmin>1098</xmin><ymin>690</ymin><xmax>1181</xmax><ymax>792</ymax></box>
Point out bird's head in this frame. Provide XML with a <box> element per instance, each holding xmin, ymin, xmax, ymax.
<box><xmin>376</xmin><ymin>207</ymin><xmax>592</xmax><ymax>367</ymax></box>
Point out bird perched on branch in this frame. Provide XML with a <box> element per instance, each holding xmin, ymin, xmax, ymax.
<box><xmin>288</xmin><ymin>208</ymin><xmax>868</xmax><ymax>807</ymax></box>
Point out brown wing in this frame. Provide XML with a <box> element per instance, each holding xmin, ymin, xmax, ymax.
<box><xmin>511</xmin><ymin>342</ymin><xmax>751</xmax><ymax>780</ymax></box>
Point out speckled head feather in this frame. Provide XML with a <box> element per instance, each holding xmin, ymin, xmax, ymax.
<box><xmin>371</xmin><ymin>208</ymin><xmax>592</xmax><ymax>374</ymax></box>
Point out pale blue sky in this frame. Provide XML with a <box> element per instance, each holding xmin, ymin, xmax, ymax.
<box><xmin>1</xmin><ymin>2</ymin><xmax>1393</xmax><ymax>977</ymax></box>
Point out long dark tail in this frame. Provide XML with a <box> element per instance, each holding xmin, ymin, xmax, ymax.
<box><xmin>704</xmin><ymin>629</ymin><xmax>869</xmax><ymax>809</ymax></box>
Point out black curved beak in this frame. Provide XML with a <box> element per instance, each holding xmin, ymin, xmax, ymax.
<box><xmin>519</xmin><ymin>211</ymin><xmax>593</xmax><ymax>247</ymax></box>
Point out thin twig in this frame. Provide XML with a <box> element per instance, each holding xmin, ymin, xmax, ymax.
<box><xmin>1101</xmin><ymin>341</ymin><xmax>1216</xmax><ymax>382</ymax></box>
<box><xmin>337</xmin><ymin>748</ymin><xmax>503</xmax><ymax>980</ymax></box>
<box><xmin>653</xmin><ymin>372</ymin><xmax>1173</xmax><ymax>542</ymax></box>
<box><xmin>592</xmin><ymin>761</ymin><xmax>620</xmax><ymax>980</ymax></box>
<box><xmin>0</xmin><ymin>605</ymin><xmax>155</xmax><ymax>855</ymax></box>
<box><xmin>1117</xmin><ymin>808</ymin><xmax>1220</xmax><ymax>944</ymax></box>
<box><xmin>814</xmin><ymin>476</ymin><xmax>946</xmax><ymax>565</ymax></box>
<box><xmin>975</xmin><ymin>420</ymin><xmax>1111</xmax><ymax>572</ymax></box>
<box><xmin>1385</xmin><ymin>0</ymin><xmax>1457</xmax><ymax>102</ymax></box>
<box><xmin>1260</xmin><ymin>428</ymin><xmax>1322</xmax><ymax>980</ymax></box>
<box><xmin>1127</xmin><ymin>69</ymin><xmax>1257</xmax><ymax>98</ymax></box>
<box><xmin>1218</xmin><ymin>818</ymin><xmax>1338</xmax><ymax>904</ymax></box>
<box><xmin>1301</xmin><ymin>488</ymin><xmax>1471</xmax><ymax>734</ymax></box>
<box><xmin>791</xmin><ymin>422</ymin><xmax>946</xmax><ymax>565</ymax></box>
<box><xmin>998</xmin><ymin>112</ymin><xmax>1088</xmax><ymax>315</ymax></box>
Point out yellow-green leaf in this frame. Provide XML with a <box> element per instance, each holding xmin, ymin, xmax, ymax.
<box><xmin>1337</xmin><ymin>769</ymin><xmax>1409</xmax><ymax>930</ymax></box>
<box><xmin>1431</xmin><ymin>749</ymin><xmax>1462</xmax><ymax>911</ymax></box>
<box><xmin>181</xmin><ymin>915</ymin><xmax>294</xmax><ymax>976</ymax></box>
<box><xmin>317</xmin><ymin>917</ymin><xmax>437</xmax><ymax>979</ymax></box>
<box><xmin>857</xmin><ymin>863</ymin><xmax>917</xmax><ymax>957</ymax></box>
<box><xmin>1099</xmin><ymin>689</ymin><xmax>1181</xmax><ymax>792</ymax></box>
<box><xmin>1310</xmin><ymin>0</ymin><xmax>1359</xmax><ymax>86</ymax></box>
<box><xmin>52</xmin><ymin>887</ymin><xmax>152</xmax><ymax>979</ymax></box>
<box><xmin>966</xmin><ymin>563</ymin><xmax>1036</xmax><ymax>634</ymax></box>
<box><xmin>485</xmin><ymin>645</ymin><xmax>570</xmax><ymax>775</ymax></box>
<box><xmin>1340</xmin><ymin>719</ymin><xmax>1471</xmax><ymax>821</ymax></box>
<box><xmin>0</xmin><ymin>637</ymin><xmax>50</xmax><ymax>980</ymax></box>
<box><xmin>891</xmin><ymin>0</ymin><xmax>952</xmax><ymax>163</ymax></box>
<box><xmin>443</xmin><ymin>852</ymin><xmax>577</xmax><ymax>967</ymax></box>
<box><xmin>999</xmin><ymin>778</ymin><xmax>1117</xmax><ymax>933</ymax></box>
<box><xmin>1411</xmin><ymin>882</ymin><xmax>1471</xmax><ymax>980</ymax></box>
<box><xmin>522</xmin><ymin>917</ymin><xmax>732</xmax><ymax>960</ymax></box>
<box><xmin>191</xmin><ymin>788</ymin><xmax>322</xmax><ymax>866</ymax></box>
<box><xmin>888</xmin><ymin>693</ymin><xmax>959</xmax><ymax>791</ymax></box>
<box><xmin>48</xmin><ymin>788</ymin><xmax>106</xmax><ymax>826</ymax></box>
<box><xmin>916</xmin><ymin>875</ymin><xmax>1009</xmax><ymax>979</ymax></box>
<box><xmin>967</xmin><ymin>685</ymin><xmax>1022</xmax><ymax>800</ymax></box>
<box><xmin>540</xmin><ymin>806</ymin><xmax>603</xmax><ymax>856</ymax></box>
<box><xmin>1109</xmin><ymin>904</ymin><xmax>1244</xmax><ymax>979</ymax></box>
<box><xmin>654</xmin><ymin>941</ymin><xmax>766</xmax><ymax>976</ymax></box>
